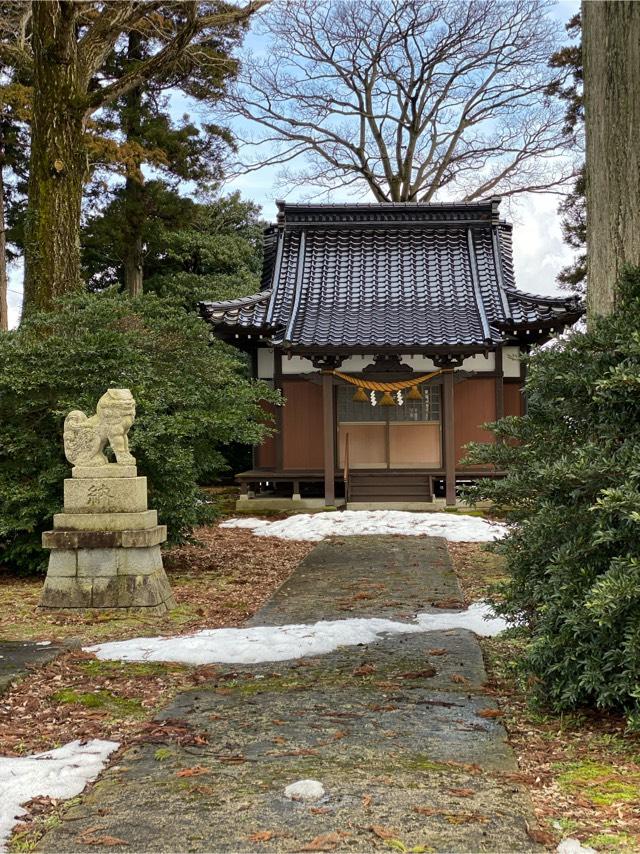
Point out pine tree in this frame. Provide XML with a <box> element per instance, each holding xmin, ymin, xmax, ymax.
<box><xmin>0</xmin><ymin>1</ymin><xmax>261</xmax><ymax>313</ymax></box>
<box><xmin>83</xmin><ymin>189</ymin><xmax>264</xmax><ymax>310</ymax></box>
<box><xmin>88</xmin><ymin>27</ymin><xmax>235</xmax><ymax>297</ymax></box>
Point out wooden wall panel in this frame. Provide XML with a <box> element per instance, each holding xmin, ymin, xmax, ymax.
<box><xmin>282</xmin><ymin>380</ymin><xmax>324</xmax><ymax>469</ymax></box>
<box><xmin>503</xmin><ymin>382</ymin><xmax>523</xmax><ymax>417</ymax></box>
<box><xmin>454</xmin><ymin>378</ymin><xmax>496</xmax><ymax>467</ymax></box>
<box><xmin>255</xmin><ymin>401</ymin><xmax>277</xmax><ymax>468</ymax></box>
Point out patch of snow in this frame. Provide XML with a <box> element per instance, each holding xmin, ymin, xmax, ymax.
<box><xmin>84</xmin><ymin>602</ymin><xmax>507</xmax><ymax>666</ymax></box>
<box><xmin>34</xmin><ymin>641</ymin><xmax>51</xmax><ymax>646</ymax></box>
<box><xmin>220</xmin><ymin>510</ymin><xmax>506</xmax><ymax>543</ymax></box>
<box><xmin>284</xmin><ymin>779</ymin><xmax>325</xmax><ymax>802</ymax></box>
<box><xmin>0</xmin><ymin>739</ymin><xmax>118</xmax><ymax>851</ymax></box>
<box><xmin>557</xmin><ymin>839</ymin><xmax>597</xmax><ymax>854</ymax></box>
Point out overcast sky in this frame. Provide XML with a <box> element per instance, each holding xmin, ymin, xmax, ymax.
<box><xmin>6</xmin><ymin>0</ymin><xmax>581</xmax><ymax>328</ymax></box>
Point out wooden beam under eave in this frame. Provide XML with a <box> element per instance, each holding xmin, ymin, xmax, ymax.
<box><xmin>322</xmin><ymin>372</ymin><xmax>336</xmax><ymax>506</ymax></box>
<box><xmin>443</xmin><ymin>369</ymin><xmax>456</xmax><ymax>506</ymax></box>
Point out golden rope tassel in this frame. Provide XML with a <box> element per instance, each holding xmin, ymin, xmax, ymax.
<box><xmin>407</xmin><ymin>384</ymin><xmax>422</xmax><ymax>401</ymax></box>
<box><xmin>380</xmin><ymin>391</ymin><xmax>396</xmax><ymax>406</ymax></box>
<box><xmin>352</xmin><ymin>386</ymin><xmax>368</xmax><ymax>403</ymax></box>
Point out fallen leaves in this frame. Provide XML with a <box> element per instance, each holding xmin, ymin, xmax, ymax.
<box><xmin>398</xmin><ymin>668</ymin><xmax>436</xmax><ymax>680</ymax></box>
<box><xmin>352</xmin><ymin>663</ymin><xmax>377</xmax><ymax>676</ymax></box>
<box><xmin>370</xmin><ymin>825</ymin><xmax>397</xmax><ymax>840</ymax></box>
<box><xmin>247</xmin><ymin>830</ymin><xmax>275</xmax><ymax>843</ymax></box>
<box><xmin>447</xmin><ymin>788</ymin><xmax>475</xmax><ymax>798</ymax></box>
<box><xmin>432</xmin><ymin>598</ymin><xmax>465</xmax><ymax>609</ymax></box>
<box><xmin>300</xmin><ymin>831</ymin><xmax>350</xmax><ymax>851</ymax></box>
<box><xmin>175</xmin><ymin>765</ymin><xmax>209</xmax><ymax>778</ymax></box>
<box><xmin>526</xmin><ymin>826</ymin><xmax>556</xmax><ymax>846</ymax></box>
<box><xmin>0</xmin><ymin>525</ymin><xmax>313</xmax><ymax>647</ymax></box>
<box><xmin>76</xmin><ymin>833</ymin><xmax>129</xmax><ymax>846</ymax></box>
<box><xmin>475</xmin><ymin>708</ymin><xmax>503</xmax><ymax>719</ymax></box>
<box><xmin>427</xmin><ymin>648</ymin><xmax>448</xmax><ymax>656</ymax></box>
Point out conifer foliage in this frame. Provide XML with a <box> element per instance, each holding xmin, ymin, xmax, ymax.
<box><xmin>466</xmin><ymin>268</ymin><xmax>640</xmax><ymax>726</ymax></box>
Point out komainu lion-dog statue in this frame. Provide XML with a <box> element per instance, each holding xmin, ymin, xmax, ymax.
<box><xmin>63</xmin><ymin>388</ymin><xmax>136</xmax><ymax>467</ymax></box>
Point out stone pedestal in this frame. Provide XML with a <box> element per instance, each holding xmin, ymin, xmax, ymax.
<box><xmin>40</xmin><ymin>464</ymin><xmax>176</xmax><ymax>613</ymax></box>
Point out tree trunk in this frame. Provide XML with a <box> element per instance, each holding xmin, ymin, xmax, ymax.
<box><xmin>123</xmin><ymin>31</ymin><xmax>144</xmax><ymax>298</ymax></box>
<box><xmin>583</xmin><ymin>0</ymin><xmax>640</xmax><ymax>320</ymax></box>
<box><xmin>0</xmin><ymin>155</ymin><xmax>8</xmax><ymax>332</ymax></box>
<box><xmin>23</xmin><ymin>3</ymin><xmax>87</xmax><ymax>313</ymax></box>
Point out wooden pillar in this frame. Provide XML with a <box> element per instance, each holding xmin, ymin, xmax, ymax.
<box><xmin>443</xmin><ymin>369</ymin><xmax>456</xmax><ymax>506</ymax></box>
<box><xmin>495</xmin><ymin>347</ymin><xmax>504</xmax><ymax>421</ymax></box>
<box><xmin>322</xmin><ymin>372</ymin><xmax>335</xmax><ymax>506</ymax></box>
<box><xmin>520</xmin><ymin>349</ymin><xmax>529</xmax><ymax>415</ymax></box>
<box><xmin>274</xmin><ymin>349</ymin><xmax>283</xmax><ymax>471</ymax></box>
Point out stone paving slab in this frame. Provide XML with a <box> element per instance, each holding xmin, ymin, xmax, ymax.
<box><xmin>0</xmin><ymin>640</ymin><xmax>67</xmax><ymax>695</ymax></box>
<box><xmin>39</xmin><ymin>536</ymin><xmax>541</xmax><ymax>853</ymax></box>
<box><xmin>250</xmin><ymin>536</ymin><xmax>462</xmax><ymax>626</ymax></box>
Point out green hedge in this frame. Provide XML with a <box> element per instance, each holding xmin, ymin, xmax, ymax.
<box><xmin>0</xmin><ymin>290</ymin><xmax>277</xmax><ymax>573</ymax></box>
<box><xmin>466</xmin><ymin>267</ymin><xmax>640</xmax><ymax>726</ymax></box>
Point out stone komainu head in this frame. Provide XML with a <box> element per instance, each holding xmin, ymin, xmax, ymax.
<box><xmin>63</xmin><ymin>388</ymin><xmax>137</xmax><ymax>468</ymax></box>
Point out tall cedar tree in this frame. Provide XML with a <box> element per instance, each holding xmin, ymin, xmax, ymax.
<box><xmin>88</xmin><ymin>29</ymin><xmax>234</xmax><ymax>296</ymax></box>
<box><xmin>583</xmin><ymin>0</ymin><xmax>640</xmax><ymax>318</ymax></box>
<box><xmin>0</xmin><ymin>1</ymin><xmax>261</xmax><ymax>314</ymax></box>
<box><xmin>547</xmin><ymin>13</ymin><xmax>585</xmax><ymax>293</ymax></box>
<box><xmin>0</xmin><ymin>15</ymin><xmax>30</xmax><ymax>330</ymax></box>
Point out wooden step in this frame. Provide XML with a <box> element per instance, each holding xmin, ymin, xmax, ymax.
<box><xmin>347</xmin><ymin>471</ymin><xmax>433</xmax><ymax>502</ymax></box>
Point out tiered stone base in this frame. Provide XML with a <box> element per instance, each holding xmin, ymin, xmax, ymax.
<box><xmin>40</xmin><ymin>465</ymin><xmax>175</xmax><ymax>613</ymax></box>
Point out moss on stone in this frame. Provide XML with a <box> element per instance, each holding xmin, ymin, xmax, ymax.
<box><xmin>78</xmin><ymin>659</ymin><xmax>182</xmax><ymax>678</ymax></box>
<box><xmin>51</xmin><ymin>688</ymin><xmax>145</xmax><ymax>717</ymax></box>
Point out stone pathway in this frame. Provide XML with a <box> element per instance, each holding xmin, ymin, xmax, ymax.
<box><xmin>0</xmin><ymin>640</ymin><xmax>66</xmax><ymax>696</ymax></box>
<box><xmin>39</xmin><ymin>537</ymin><xmax>540</xmax><ymax>853</ymax></box>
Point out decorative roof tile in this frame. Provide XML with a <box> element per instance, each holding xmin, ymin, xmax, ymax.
<box><xmin>199</xmin><ymin>200</ymin><xmax>583</xmax><ymax>350</ymax></box>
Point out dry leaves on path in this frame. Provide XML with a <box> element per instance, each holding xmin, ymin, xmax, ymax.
<box><xmin>300</xmin><ymin>831</ymin><xmax>350</xmax><ymax>851</ymax></box>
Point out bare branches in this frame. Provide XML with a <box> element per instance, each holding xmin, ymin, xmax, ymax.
<box><xmin>224</xmin><ymin>0</ymin><xmax>577</xmax><ymax>200</ymax></box>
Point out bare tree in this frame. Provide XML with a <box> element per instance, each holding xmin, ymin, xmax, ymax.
<box><xmin>226</xmin><ymin>0</ymin><xmax>576</xmax><ymax>201</ymax></box>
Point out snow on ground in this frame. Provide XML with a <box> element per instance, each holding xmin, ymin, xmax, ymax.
<box><xmin>85</xmin><ymin>603</ymin><xmax>507</xmax><ymax>666</ymax></box>
<box><xmin>220</xmin><ymin>510</ymin><xmax>506</xmax><ymax>543</ymax></box>
<box><xmin>0</xmin><ymin>740</ymin><xmax>119</xmax><ymax>851</ymax></box>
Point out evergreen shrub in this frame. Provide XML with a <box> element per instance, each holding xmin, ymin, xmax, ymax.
<box><xmin>466</xmin><ymin>267</ymin><xmax>640</xmax><ymax>726</ymax></box>
<box><xmin>0</xmin><ymin>290</ymin><xmax>277</xmax><ymax>573</ymax></box>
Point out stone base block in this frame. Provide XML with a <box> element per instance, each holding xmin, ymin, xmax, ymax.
<box><xmin>64</xmin><ymin>476</ymin><xmax>148</xmax><ymax>514</ymax></box>
<box><xmin>39</xmin><ymin>567</ymin><xmax>175</xmax><ymax>612</ymax></box>
<box><xmin>72</xmin><ymin>464</ymin><xmax>137</xmax><ymax>479</ymax></box>
<box><xmin>39</xmin><ymin>544</ymin><xmax>175</xmax><ymax>612</ymax></box>
<box><xmin>53</xmin><ymin>509</ymin><xmax>158</xmax><ymax>531</ymax></box>
<box><xmin>43</xmin><ymin>525</ymin><xmax>167</xmax><ymax>551</ymax></box>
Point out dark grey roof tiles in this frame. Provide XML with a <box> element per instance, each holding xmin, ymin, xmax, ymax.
<box><xmin>199</xmin><ymin>200</ymin><xmax>583</xmax><ymax>349</ymax></box>
<box><xmin>199</xmin><ymin>291</ymin><xmax>271</xmax><ymax>331</ymax></box>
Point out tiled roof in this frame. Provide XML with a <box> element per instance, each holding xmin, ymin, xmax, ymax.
<box><xmin>199</xmin><ymin>200</ymin><xmax>583</xmax><ymax>350</ymax></box>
